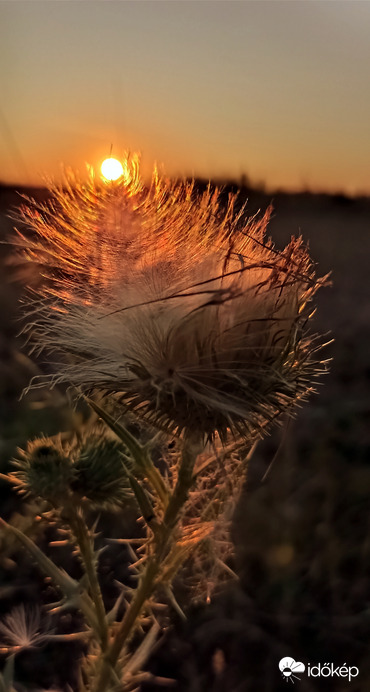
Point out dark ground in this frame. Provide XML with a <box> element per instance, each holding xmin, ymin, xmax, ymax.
<box><xmin>0</xmin><ymin>183</ymin><xmax>369</xmax><ymax>691</ymax></box>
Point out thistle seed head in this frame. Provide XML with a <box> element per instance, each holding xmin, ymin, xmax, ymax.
<box><xmin>17</xmin><ymin>155</ymin><xmax>329</xmax><ymax>443</ymax></box>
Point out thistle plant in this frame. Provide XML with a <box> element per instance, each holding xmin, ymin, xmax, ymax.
<box><xmin>0</xmin><ymin>155</ymin><xmax>329</xmax><ymax>691</ymax></box>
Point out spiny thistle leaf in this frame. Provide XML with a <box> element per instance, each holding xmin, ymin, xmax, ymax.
<box><xmin>121</xmin><ymin>460</ymin><xmax>157</xmax><ymax>528</ymax></box>
<box><xmin>0</xmin><ymin>518</ymin><xmax>80</xmax><ymax>599</ymax></box>
<box><xmin>86</xmin><ymin>399</ymin><xmax>169</xmax><ymax>505</ymax></box>
<box><xmin>86</xmin><ymin>399</ymin><xmax>146</xmax><ymax>467</ymax></box>
<box><xmin>87</xmin><ymin>399</ymin><xmax>169</xmax><ymax>507</ymax></box>
<box><xmin>0</xmin><ymin>519</ymin><xmax>100</xmax><ymax>631</ymax></box>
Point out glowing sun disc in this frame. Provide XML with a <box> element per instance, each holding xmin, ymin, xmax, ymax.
<box><xmin>101</xmin><ymin>157</ymin><xmax>124</xmax><ymax>181</ymax></box>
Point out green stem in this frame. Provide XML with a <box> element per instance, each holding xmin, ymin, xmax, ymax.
<box><xmin>66</xmin><ymin>506</ymin><xmax>108</xmax><ymax>651</ymax></box>
<box><xmin>92</xmin><ymin>435</ymin><xmax>200</xmax><ymax>692</ymax></box>
<box><xmin>93</xmin><ymin>556</ymin><xmax>159</xmax><ymax>692</ymax></box>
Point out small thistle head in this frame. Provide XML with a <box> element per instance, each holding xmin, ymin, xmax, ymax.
<box><xmin>17</xmin><ymin>155</ymin><xmax>329</xmax><ymax>444</ymax></box>
<box><xmin>71</xmin><ymin>436</ymin><xmax>133</xmax><ymax>510</ymax></box>
<box><xmin>12</xmin><ymin>431</ymin><xmax>133</xmax><ymax>510</ymax></box>
<box><xmin>13</xmin><ymin>437</ymin><xmax>74</xmax><ymax>504</ymax></box>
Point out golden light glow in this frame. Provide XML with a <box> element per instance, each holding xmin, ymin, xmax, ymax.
<box><xmin>100</xmin><ymin>157</ymin><xmax>124</xmax><ymax>181</ymax></box>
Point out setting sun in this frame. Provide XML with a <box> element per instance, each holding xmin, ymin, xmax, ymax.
<box><xmin>100</xmin><ymin>157</ymin><xmax>124</xmax><ymax>181</ymax></box>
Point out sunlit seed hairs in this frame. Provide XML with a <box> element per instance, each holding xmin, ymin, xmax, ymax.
<box><xmin>16</xmin><ymin>155</ymin><xmax>329</xmax><ymax>443</ymax></box>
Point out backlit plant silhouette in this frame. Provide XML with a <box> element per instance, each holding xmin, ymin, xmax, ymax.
<box><xmin>0</xmin><ymin>155</ymin><xmax>329</xmax><ymax>691</ymax></box>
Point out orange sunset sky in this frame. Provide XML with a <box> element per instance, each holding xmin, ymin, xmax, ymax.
<box><xmin>1</xmin><ymin>0</ymin><xmax>369</xmax><ymax>194</ymax></box>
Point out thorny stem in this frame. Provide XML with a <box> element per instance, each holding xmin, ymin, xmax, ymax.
<box><xmin>92</xmin><ymin>435</ymin><xmax>201</xmax><ymax>692</ymax></box>
<box><xmin>66</xmin><ymin>504</ymin><xmax>109</xmax><ymax>651</ymax></box>
<box><xmin>162</xmin><ymin>436</ymin><xmax>201</xmax><ymax>530</ymax></box>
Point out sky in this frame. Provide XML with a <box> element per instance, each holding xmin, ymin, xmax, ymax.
<box><xmin>1</xmin><ymin>0</ymin><xmax>370</xmax><ymax>193</ymax></box>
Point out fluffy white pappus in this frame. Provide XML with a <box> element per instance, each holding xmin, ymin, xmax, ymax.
<box><xmin>0</xmin><ymin>604</ymin><xmax>52</xmax><ymax>653</ymax></box>
<box><xmin>16</xmin><ymin>155</ymin><xmax>329</xmax><ymax>443</ymax></box>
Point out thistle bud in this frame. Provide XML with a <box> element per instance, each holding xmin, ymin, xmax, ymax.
<box><xmin>13</xmin><ymin>438</ymin><xmax>74</xmax><ymax>504</ymax></box>
<box><xmin>71</xmin><ymin>438</ymin><xmax>132</xmax><ymax>510</ymax></box>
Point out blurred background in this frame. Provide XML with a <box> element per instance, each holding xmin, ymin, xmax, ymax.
<box><xmin>1</xmin><ymin>2</ymin><xmax>370</xmax><ymax>690</ymax></box>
